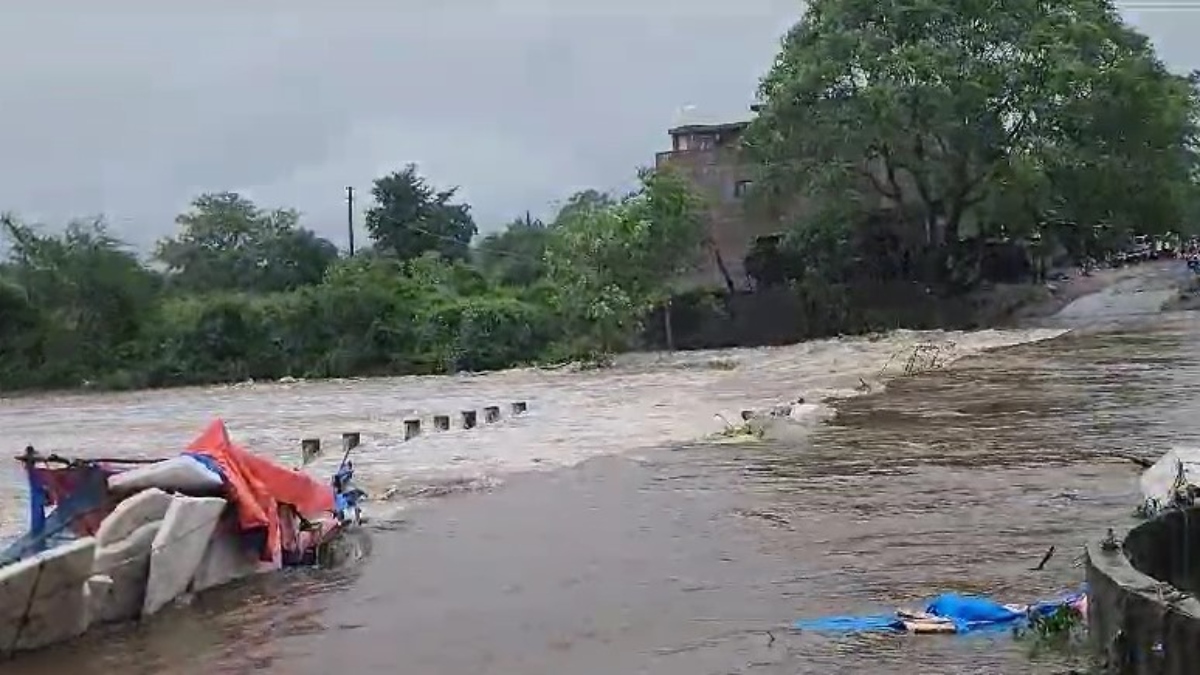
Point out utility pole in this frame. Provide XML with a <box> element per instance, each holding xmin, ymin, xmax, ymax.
<box><xmin>345</xmin><ymin>186</ymin><xmax>356</xmax><ymax>256</ymax></box>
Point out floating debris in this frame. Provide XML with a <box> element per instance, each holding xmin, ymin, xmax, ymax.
<box><xmin>793</xmin><ymin>589</ymin><xmax>1088</xmax><ymax>636</ymax></box>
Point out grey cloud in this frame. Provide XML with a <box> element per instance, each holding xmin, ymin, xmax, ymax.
<box><xmin>0</xmin><ymin>2</ymin><xmax>1195</xmax><ymax>252</ymax></box>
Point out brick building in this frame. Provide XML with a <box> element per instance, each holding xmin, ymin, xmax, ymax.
<box><xmin>655</xmin><ymin>120</ymin><xmax>783</xmax><ymax>291</ymax></box>
<box><xmin>655</xmin><ymin>112</ymin><xmax>943</xmax><ymax>291</ymax></box>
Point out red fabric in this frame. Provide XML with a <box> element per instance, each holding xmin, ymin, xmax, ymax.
<box><xmin>186</xmin><ymin>419</ymin><xmax>335</xmax><ymax>561</ymax></box>
<box><xmin>32</xmin><ymin>465</ymin><xmax>115</xmax><ymax>536</ymax></box>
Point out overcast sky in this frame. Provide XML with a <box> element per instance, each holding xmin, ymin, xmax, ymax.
<box><xmin>0</xmin><ymin>2</ymin><xmax>1197</xmax><ymax>252</ymax></box>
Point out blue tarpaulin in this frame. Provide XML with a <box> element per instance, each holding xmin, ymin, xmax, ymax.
<box><xmin>792</xmin><ymin>589</ymin><xmax>1087</xmax><ymax>635</ymax></box>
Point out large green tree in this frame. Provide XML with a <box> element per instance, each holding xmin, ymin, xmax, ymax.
<box><xmin>365</xmin><ymin>165</ymin><xmax>477</xmax><ymax>262</ymax></box>
<box><xmin>473</xmin><ymin>214</ymin><xmax>551</xmax><ymax>287</ymax></box>
<box><xmin>554</xmin><ymin>189</ymin><xmax>616</xmax><ymax>224</ymax></box>
<box><xmin>156</xmin><ymin>192</ymin><xmax>338</xmax><ymax>293</ymax></box>
<box><xmin>1</xmin><ymin>215</ymin><xmax>160</xmax><ymax>384</ymax></box>
<box><xmin>545</xmin><ymin>169</ymin><xmax>705</xmax><ymax>350</ymax></box>
<box><xmin>744</xmin><ymin>0</ymin><xmax>1200</xmax><ymax>261</ymax></box>
<box><xmin>472</xmin><ymin>192</ymin><xmax>619</xmax><ymax>288</ymax></box>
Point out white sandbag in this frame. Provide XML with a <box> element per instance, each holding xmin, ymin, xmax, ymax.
<box><xmin>0</xmin><ymin>537</ymin><xmax>96</xmax><ymax>656</ymax></box>
<box><xmin>190</xmin><ymin>526</ymin><xmax>262</xmax><ymax>593</ymax></box>
<box><xmin>108</xmin><ymin>456</ymin><xmax>225</xmax><ymax>496</ymax></box>
<box><xmin>83</xmin><ymin>574</ymin><xmax>114</xmax><ymax>630</ymax></box>
<box><xmin>143</xmin><ymin>496</ymin><xmax>226</xmax><ymax>616</ymax></box>
<box><xmin>95</xmin><ymin>488</ymin><xmax>173</xmax><ymax>546</ymax></box>
<box><xmin>1140</xmin><ymin>447</ymin><xmax>1200</xmax><ymax>514</ymax></box>
<box><xmin>92</xmin><ymin>521</ymin><xmax>161</xmax><ymax>624</ymax></box>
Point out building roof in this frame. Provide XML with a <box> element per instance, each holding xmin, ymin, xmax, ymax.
<box><xmin>667</xmin><ymin>121</ymin><xmax>750</xmax><ymax>137</ymax></box>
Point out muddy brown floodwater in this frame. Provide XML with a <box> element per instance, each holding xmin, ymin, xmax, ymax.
<box><xmin>4</xmin><ymin>263</ymin><xmax>1196</xmax><ymax>675</ymax></box>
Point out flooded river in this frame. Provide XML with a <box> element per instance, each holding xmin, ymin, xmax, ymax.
<box><xmin>3</xmin><ymin>264</ymin><xmax>1194</xmax><ymax>674</ymax></box>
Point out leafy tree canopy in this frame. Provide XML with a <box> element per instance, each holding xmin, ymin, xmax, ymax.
<box><xmin>1</xmin><ymin>215</ymin><xmax>159</xmax><ymax>377</ymax></box>
<box><xmin>744</xmin><ymin>0</ymin><xmax>1200</xmax><ymax>256</ymax></box>
<box><xmin>156</xmin><ymin>192</ymin><xmax>338</xmax><ymax>293</ymax></box>
<box><xmin>473</xmin><ymin>214</ymin><xmax>550</xmax><ymax>287</ymax></box>
<box><xmin>546</xmin><ymin>168</ymin><xmax>706</xmax><ymax>349</ymax></box>
<box><xmin>365</xmin><ymin>164</ymin><xmax>477</xmax><ymax>262</ymax></box>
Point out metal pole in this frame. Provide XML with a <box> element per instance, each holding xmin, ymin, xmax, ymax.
<box><xmin>346</xmin><ymin>186</ymin><xmax>356</xmax><ymax>256</ymax></box>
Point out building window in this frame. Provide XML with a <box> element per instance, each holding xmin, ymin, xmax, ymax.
<box><xmin>733</xmin><ymin>180</ymin><xmax>753</xmax><ymax>198</ymax></box>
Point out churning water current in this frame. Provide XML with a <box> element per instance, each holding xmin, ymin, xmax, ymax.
<box><xmin>2</xmin><ymin>264</ymin><xmax>1193</xmax><ymax>674</ymax></box>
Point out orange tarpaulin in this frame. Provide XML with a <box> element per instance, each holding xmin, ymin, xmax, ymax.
<box><xmin>186</xmin><ymin>419</ymin><xmax>335</xmax><ymax>562</ymax></box>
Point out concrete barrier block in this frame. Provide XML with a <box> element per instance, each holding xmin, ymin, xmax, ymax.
<box><xmin>484</xmin><ymin>406</ymin><xmax>500</xmax><ymax>423</ymax></box>
<box><xmin>461</xmin><ymin>410</ymin><xmax>477</xmax><ymax>429</ymax></box>
<box><xmin>511</xmin><ymin>401</ymin><xmax>527</xmax><ymax>415</ymax></box>
<box><xmin>403</xmin><ymin>419</ymin><xmax>421</xmax><ymax>440</ymax></box>
<box><xmin>433</xmin><ymin>415</ymin><xmax>450</xmax><ymax>431</ymax></box>
<box><xmin>301</xmin><ymin>438</ymin><xmax>321</xmax><ymax>464</ymax></box>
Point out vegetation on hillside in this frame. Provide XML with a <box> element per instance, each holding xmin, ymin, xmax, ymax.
<box><xmin>2</xmin><ymin>0</ymin><xmax>1198</xmax><ymax>392</ymax></box>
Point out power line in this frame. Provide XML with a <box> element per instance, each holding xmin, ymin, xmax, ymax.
<box><xmin>410</xmin><ymin>221</ymin><xmax>550</xmax><ymax>265</ymax></box>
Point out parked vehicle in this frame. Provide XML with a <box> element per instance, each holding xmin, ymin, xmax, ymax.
<box><xmin>1131</xmin><ymin>235</ymin><xmax>1153</xmax><ymax>261</ymax></box>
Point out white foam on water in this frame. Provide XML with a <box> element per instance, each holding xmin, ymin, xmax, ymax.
<box><xmin>0</xmin><ymin>326</ymin><xmax>1067</xmax><ymax>534</ymax></box>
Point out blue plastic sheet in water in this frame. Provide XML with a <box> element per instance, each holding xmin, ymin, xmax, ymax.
<box><xmin>792</xmin><ymin>590</ymin><xmax>1086</xmax><ymax>635</ymax></box>
<box><xmin>924</xmin><ymin>594</ymin><xmax>1023</xmax><ymax>633</ymax></box>
<box><xmin>791</xmin><ymin>614</ymin><xmax>906</xmax><ymax>634</ymax></box>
